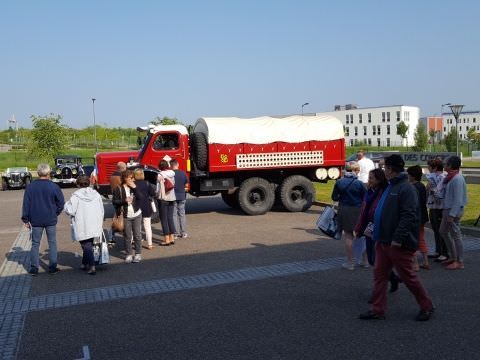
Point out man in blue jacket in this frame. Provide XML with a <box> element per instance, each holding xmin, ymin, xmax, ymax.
<box><xmin>21</xmin><ymin>163</ymin><xmax>65</xmax><ymax>275</ymax></box>
<box><xmin>171</xmin><ymin>159</ymin><xmax>189</xmax><ymax>238</ymax></box>
<box><xmin>359</xmin><ymin>155</ymin><xmax>434</xmax><ymax>321</ymax></box>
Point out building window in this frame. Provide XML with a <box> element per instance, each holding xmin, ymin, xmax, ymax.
<box><xmin>444</xmin><ymin>127</ymin><xmax>446</xmax><ymax>132</ymax></box>
<box><xmin>350</xmin><ymin>114</ymin><xmax>354</xmax><ymax>123</ymax></box>
<box><xmin>377</xmin><ymin>138</ymin><xmax>381</xmax><ymax>147</ymax></box>
<box><xmin>368</xmin><ymin>113</ymin><xmax>372</xmax><ymax>123</ymax></box>
<box><xmin>387</xmin><ymin>112</ymin><xmax>391</xmax><ymax>122</ymax></box>
<box><xmin>350</xmin><ymin>139</ymin><xmax>354</xmax><ymax>146</ymax></box>
<box><xmin>463</xmin><ymin>118</ymin><xmax>466</xmax><ymax>123</ymax></box>
<box><xmin>387</xmin><ymin>125</ymin><xmax>391</xmax><ymax>135</ymax></box>
<box><xmin>354</xmin><ymin>126</ymin><xmax>358</xmax><ymax>136</ymax></box>
<box><xmin>359</xmin><ymin>114</ymin><xmax>363</xmax><ymax>123</ymax></box>
<box><xmin>345</xmin><ymin>115</ymin><xmax>349</xmax><ymax>124</ymax></box>
<box><xmin>367</xmin><ymin>138</ymin><xmax>372</xmax><ymax>145</ymax></box>
<box><xmin>460</xmin><ymin>126</ymin><xmax>462</xmax><ymax>131</ymax></box>
<box><xmin>377</xmin><ymin>125</ymin><xmax>381</xmax><ymax>135</ymax></box>
<box><xmin>345</xmin><ymin>127</ymin><xmax>350</xmax><ymax>136</ymax></box>
<box><xmin>382</xmin><ymin>112</ymin><xmax>386</xmax><ymax>122</ymax></box>
<box><xmin>396</xmin><ymin>111</ymin><xmax>400</xmax><ymax>121</ymax></box>
<box><xmin>363</xmin><ymin>126</ymin><xmax>367</xmax><ymax>136</ymax></box>
<box><xmin>473</xmin><ymin>118</ymin><xmax>476</xmax><ymax>123</ymax></box>
<box><xmin>404</xmin><ymin>111</ymin><xmax>410</xmax><ymax>122</ymax></box>
<box><xmin>372</xmin><ymin>125</ymin><xmax>376</xmax><ymax>135</ymax></box>
<box><xmin>386</xmin><ymin>138</ymin><xmax>390</xmax><ymax>147</ymax></box>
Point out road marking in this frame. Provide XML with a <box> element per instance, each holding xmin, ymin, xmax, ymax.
<box><xmin>74</xmin><ymin>345</ymin><xmax>91</xmax><ymax>360</ymax></box>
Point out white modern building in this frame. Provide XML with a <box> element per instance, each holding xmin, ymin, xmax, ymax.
<box><xmin>316</xmin><ymin>104</ymin><xmax>420</xmax><ymax>147</ymax></box>
<box><xmin>443</xmin><ymin>110</ymin><xmax>480</xmax><ymax>140</ymax></box>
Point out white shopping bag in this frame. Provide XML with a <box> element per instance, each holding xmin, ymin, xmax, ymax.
<box><xmin>316</xmin><ymin>205</ymin><xmax>338</xmax><ymax>238</ymax></box>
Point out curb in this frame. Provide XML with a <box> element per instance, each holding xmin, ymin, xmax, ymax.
<box><xmin>312</xmin><ymin>201</ymin><xmax>480</xmax><ymax>238</ymax></box>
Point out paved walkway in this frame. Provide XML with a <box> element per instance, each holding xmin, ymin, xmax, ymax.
<box><xmin>1</xmin><ymin>225</ymin><xmax>480</xmax><ymax>359</ymax></box>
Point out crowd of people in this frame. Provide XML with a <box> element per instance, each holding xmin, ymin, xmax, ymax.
<box><xmin>331</xmin><ymin>151</ymin><xmax>468</xmax><ymax>321</ymax></box>
<box><xmin>21</xmin><ymin>159</ymin><xmax>189</xmax><ymax>274</ymax></box>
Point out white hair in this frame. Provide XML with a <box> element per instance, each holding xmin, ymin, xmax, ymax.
<box><xmin>37</xmin><ymin>163</ymin><xmax>51</xmax><ymax>177</ymax></box>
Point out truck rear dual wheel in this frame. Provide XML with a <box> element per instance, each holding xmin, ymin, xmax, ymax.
<box><xmin>279</xmin><ymin>175</ymin><xmax>315</xmax><ymax>212</ymax></box>
<box><xmin>238</xmin><ymin>177</ymin><xmax>275</xmax><ymax>215</ymax></box>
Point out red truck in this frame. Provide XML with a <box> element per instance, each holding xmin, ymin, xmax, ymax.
<box><xmin>95</xmin><ymin>115</ymin><xmax>345</xmax><ymax>215</ymax></box>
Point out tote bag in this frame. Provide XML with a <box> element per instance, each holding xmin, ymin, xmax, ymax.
<box><xmin>112</xmin><ymin>209</ymin><xmax>124</xmax><ymax>232</ymax></box>
<box><xmin>316</xmin><ymin>205</ymin><xmax>338</xmax><ymax>238</ymax></box>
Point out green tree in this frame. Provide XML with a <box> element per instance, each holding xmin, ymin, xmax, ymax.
<box><xmin>396</xmin><ymin>121</ymin><xmax>409</xmax><ymax>146</ymax></box>
<box><xmin>150</xmin><ymin>116</ymin><xmax>182</xmax><ymax>126</ymax></box>
<box><xmin>444</xmin><ymin>127</ymin><xmax>458</xmax><ymax>152</ymax></box>
<box><xmin>413</xmin><ymin>123</ymin><xmax>429</xmax><ymax>151</ymax></box>
<box><xmin>467</xmin><ymin>127</ymin><xmax>480</xmax><ymax>145</ymax></box>
<box><xmin>27</xmin><ymin>114</ymin><xmax>69</xmax><ymax>161</ymax></box>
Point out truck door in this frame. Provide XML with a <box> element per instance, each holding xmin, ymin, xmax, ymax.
<box><xmin>143</xmin><ymin>132</ymin><xmax>184</xmax><ymax>168</ymax></box>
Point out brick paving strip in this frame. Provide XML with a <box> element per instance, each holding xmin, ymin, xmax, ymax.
<box><xmin>1</xmin><ymin>229</ymin><xmax>480</xmax><ymax>360</ymax></box>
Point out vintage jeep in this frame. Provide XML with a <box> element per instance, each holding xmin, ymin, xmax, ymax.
<box><xmin>50</xmin><ymin>155</ymin><xmax>87</xmax><ymax>185</ymax></box>
<box><xmin>1</xmin><ymin>167</ymin><xmax>32</xmax><ymax>190</ymax></box>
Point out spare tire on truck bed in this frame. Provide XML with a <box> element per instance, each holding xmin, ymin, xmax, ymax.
<box><xmin>190</xmin><ymin>132</ymin><xmax>208</xmax><ymax>171</ymax></box>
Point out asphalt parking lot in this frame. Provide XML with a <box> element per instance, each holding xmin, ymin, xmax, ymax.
<box><xmin>1</xmin><ymin>187</ymin><xmax>480</xmax><ymax>359</ymax></box>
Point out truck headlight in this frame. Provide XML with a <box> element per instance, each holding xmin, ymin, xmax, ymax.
<box><xmin>72</xmin><ymin>169</ymin><xmax>77</xmax><ymax>175</ymax></box>
<box><xmin>56</xmin><ymin>169</ymin><xmax>61</xmax><ymax>175</ymax></box>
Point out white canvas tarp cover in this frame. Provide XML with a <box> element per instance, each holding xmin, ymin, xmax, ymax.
<box><xmin>194</xmin><ymin>115</ymin><xmax>344</xmax><ymax>145</ymax></box>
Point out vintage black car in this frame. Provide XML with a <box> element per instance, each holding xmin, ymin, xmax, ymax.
<box><xmin>50</xmin><ymin>155</ymin><xmax>89</xmax><ymax>185</ymax></box>
<box><xmin>1</xmin><ymin>167</ymin><xmax>32</xmax><ymax>190</ymax></box>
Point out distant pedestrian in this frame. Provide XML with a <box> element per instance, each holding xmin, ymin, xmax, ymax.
<box><xmin>64</xmin><ymin>175</ymin><xmax>104</xmax><ymax>275</ymax></box>
<box><xmin>157</xmin><ymin>160</ymin><xmax>176</xmax><ymax>246</ymax></box>
<box><xmin>112</xmin><ymin>170</ymin><xmax>144</xmax><ymax>263</ymax></box>
<box><xmin>357</xmin><ymin>150</ymin><xmax>375</xmax><ymax>185</ymax></box>
<box><xmin>407</xmin><ymin>165</ymin><xmax>430</xmax><ymax>270</ymax></box>
<box><xmin>439</xmin><ymin>155</ymin><xmax>467</xmax><ymax>270</ymax></box>
<box><xmin>21</xmin><ymin>163</ymin><xmax>65</xmax><ymax>276</ymax></box>
<box><xmin>359</xmin><ymin>154</ymin><xmax>434</xmax><ymax>321</ymax></box>
<box><xmin>426</xmin><ymin>158</ymin><xmax>448</xmax><ymax>261</ymax></box>
<box><xmin>134</xmin><ymin>168</ymin><xmax>156</xmax><ymax>250</ymax></box>
<box><xmin>331</xmin><ymin>163</ymin><xmax>366</xmax><ymax>270</ymax></box>
<box><xmin>171</xmin><ymin>159</ymin><xmax>189</xmax><ymax>238</ymax></box>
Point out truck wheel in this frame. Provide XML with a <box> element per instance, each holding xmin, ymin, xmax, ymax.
<box><xmin>279</xmin><ymin>175</ymin><xmax>315</xmax><ymax>212</ymax></box>
<box><xmin>221</xmin><ymin>191</ymin><xmax>239</xmax><ymax>209</ymax></box>
<box><xmin>238</xmin><ymin>177</ymin><xmax>275</xmax><ymax>215</ymax></box>
<box><xmin>190</xmin><ymin>132</ymin><xmax>208</xmax><ymax>171</ymax></box>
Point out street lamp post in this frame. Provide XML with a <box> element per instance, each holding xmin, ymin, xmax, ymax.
<box><xmin>448</xmin><ymin>104</ymin><xmax>464</xmax><ymax>156</ymax></box>
<box><xmin>91</xmin><ymin>98</ymin><xmax>98</xmax><ymax>153</ymax></box>
<box><xmin>440</xmin><ymin>103</ymin><xmax>451</xmax><ymax>145</ymax></box>
<box><xmin>301</xmin><ymin>102</ymin><xmax>309</xmax><ymax>116</ymax></box>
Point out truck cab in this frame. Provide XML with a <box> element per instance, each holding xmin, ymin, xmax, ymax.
<box><xmin>137</xmin><ymin>124</ymin><xmax>190</xmax><ymax>173</ymax></box>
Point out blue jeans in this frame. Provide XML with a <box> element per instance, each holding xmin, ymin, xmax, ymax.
<box><xmin>30</xmin><ymin>225</ymin><xmax>57</xmax><ymax>271</ymax></box>
<box><xmin>80</xmin><ymin>238</ymin><xmax>95</xmax><ymax>267</ymax></box>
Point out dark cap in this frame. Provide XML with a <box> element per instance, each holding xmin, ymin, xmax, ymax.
<box><xmin>384</xmin><ymin>154</ymin><xmax>405</xmax><ymax>170</ymax></box>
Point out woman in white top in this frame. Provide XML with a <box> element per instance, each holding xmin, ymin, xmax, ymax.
<box><xmin>64</xmin><ymin>175</ymin><xmax>104</xmax><ymax>275</ymax></box>
<box><xmin>112</xmin><ymin>170</ymin><xmax>144</xmax><ymax>263</ymax></box>
<box><xmin>158</xmin><ymin>160</ymin><xmax>176</xmax><ymax>245</ymax></box>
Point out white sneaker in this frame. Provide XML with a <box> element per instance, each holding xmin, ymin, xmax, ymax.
<box><xmin>342</xmin><ymin>262</ymin><xmax>354</xmax><ymax>271</ymax></box>
<box><xmin>181</xmin><ymin>233</ymin><xmax>188</xmax><ymax>238</ymax></box>
<box><xmin>125</xmin><ymin>255</ymin><xmax>133</xmax><ymax>263</ymax></box>
<box><xmin>132</xmin><ymin>254</ymin><xmax>142</xmax><ymax>263</ymax></box>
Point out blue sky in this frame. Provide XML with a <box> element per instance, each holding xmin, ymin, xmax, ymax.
<box><xmin>1</xmin><ymin>0</ymin><xmax>479</xmax><ymax>129</ymax></box>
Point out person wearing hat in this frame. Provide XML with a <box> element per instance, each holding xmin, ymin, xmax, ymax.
<box><xmin>359</xmin><ymin>154</ymin><xmax>435</xmax><ymax>321</ymax></box>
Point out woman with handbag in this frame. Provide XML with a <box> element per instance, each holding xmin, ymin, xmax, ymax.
<box><xmin>64</xmin><ymin>175</ymin><xmax>104</xmax><ymax>275</ymax></box>
<box><xmin>134</xmin><ymin>168</ymin><xmax>157</xmax><ymax>250</ymax></box>
<box><xmin>355</xmin><ymin>168</ymin><xmax>401</xmax><ymax>293</ymax></box>
<box><xmin>112</xmin><ymin>170</ymin><xmax>144</xmax><ymax>263</ymax></box>
<box><xmin>157</xmin><ymin>160</ymin><xmax>177</xmax><ymax>246</ymax></box>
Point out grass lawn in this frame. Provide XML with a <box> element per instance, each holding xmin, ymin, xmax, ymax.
<box><xmin>314</xmin><ymin>181</ymin><xmax>479</xmax><ymax>227</ymax></box>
